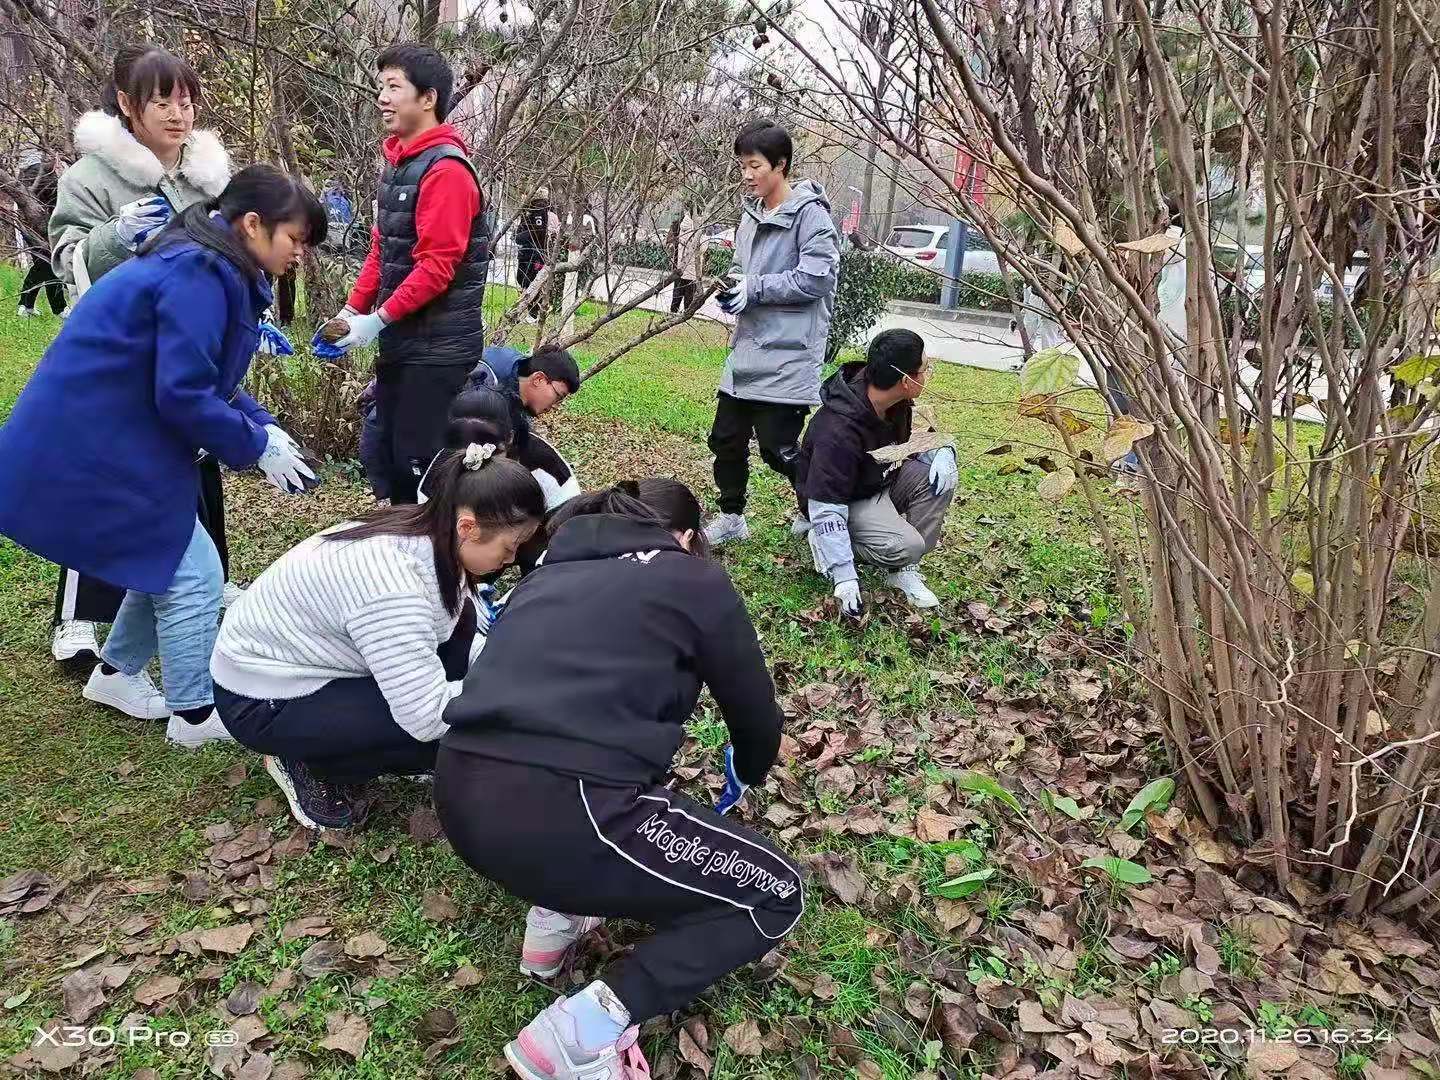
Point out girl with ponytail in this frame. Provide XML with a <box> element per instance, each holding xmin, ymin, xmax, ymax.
<box><xmin>0</xmin><ymin>165</ymin><xmax>326</xmax><ymax>750</ymax></box>
<box><xmin>435</xmin><ymin>477</ymin><xmax>799</xmax><ymax>1079</ymax></box>
<box><xmin>211</xmin><ymin>420</ymin><xmax>544</xmax><ymax>832</ymax></box>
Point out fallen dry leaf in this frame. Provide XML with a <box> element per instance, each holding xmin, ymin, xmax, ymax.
<box><xmin>299</xmin><ymin>940</ymin><xmax>346</xmax><ymax>978</ymax></box>
<box><xmin>27</xmin><ymin>1022</ymin><xmax>82</xmax><ymax>1073</ymax></box>
<box><xmin>807</xmin><ymin>853</ymin><xmax>865</xmax><ymax>904</ymax></box>
<box><xmin>319</xmin><ymin>1012</ymin><xmax>369</xmax><ymax>1060</ymax></box>
<box><xmin>421</xmin><ymin>890</ymin><xmax>459</xmax><ymax>922</ymax></box>
<box><xmin>280</xmin><ymin>916</ymin><xmax>332</xmax><ymax>942</ymax></box>
<box><xmin>407</xmin><ymin>807</ymin><xmax>443</xmax><ymax>843</ymax></box>
<box><xmin>1018</xmin><ymin>1000</ymin><xmax>1065</xmax><ymax>1033</ymax></box>
<box><xmin>133</xmin><ymin>975</ymin><xmax>182</xmax><ymax>1006</ymax></box>
<box><xmin>1246</xmin><ymin>1039</ymin><xmax>1299</xmax><ymax>1073</ymax></box>
<box><xmin>417</xmin><ymin>1007</ymin><xmax>459</xmax><ymax>1041</ymax></box>
<box><xmin>677</xmin><ymin>1020</ymin><xmax>712</xmax><ymax>1076</ymax></box>
<box><xmin>227</xmin><ymin>981</ymin><xmax>264</xmax><ymax>1017</ymax></box>
<box><xmin>723</xmin><ymin>1018</ymin><xmax>763</xmax><ymax>1057</ymax></box>
<box><xmin>198</xmin><ymin>924</ymin><xmax>255</xmax><ymax>955</ymax></box>
<box><xmin>916</xmin><ymin>808</ymin><xmax>961</xmax><ymax>843</ymax></box>
<box><xmin>224</xmin><ymin>762</ymin><xmax>249</xmax><ymax>787</ymax></box>
<box><xmin>1315</xmin><ymin>949</ymin><xmax>1365</xmax><ymax>996</ymax></box>
<box><xmin>452</xmin><ymin>965</ymin><xmax>482</xmax><ymax>988</ymax></box>
<box><xmin>60</xmin><ymin>967</ymin><xmax>106</xmax><ymax>1022</ymax></box>
<box><xmin>235</xmin><ymin>1051</ymin><xmax>274</xmax><ymax>1080</ymax></box>
<box><xmin>344</xmin><ymin>932</ymin><xmax>387</xmax><ymax>960</ymax></box>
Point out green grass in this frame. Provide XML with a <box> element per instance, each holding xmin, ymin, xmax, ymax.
<box><xmin>0</xmin><ymin>262</ymin><xmax>1139</xmax><ymax>1077</ymax></box>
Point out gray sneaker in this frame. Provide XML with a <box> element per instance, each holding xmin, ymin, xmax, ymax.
<box><xmin>703</xmin><ymin>513</ymin><xmax>749</xmax><ymax>546</ymax></box>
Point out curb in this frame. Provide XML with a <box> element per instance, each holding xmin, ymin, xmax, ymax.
<box><xmin>885</xmin><ymin>300</ymin><xmax>1015</xmax><ymax>329</ymax></box>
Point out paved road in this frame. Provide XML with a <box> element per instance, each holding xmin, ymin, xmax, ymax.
<box><xmin>864</xmin><ymin>310</ymin><xmax>1023</xmax><ymax>373</ymax></box>
<box><xmin>568</xmin><ymin>265</ymin><xmax>1027</xmax><ymax>373</ymax></box>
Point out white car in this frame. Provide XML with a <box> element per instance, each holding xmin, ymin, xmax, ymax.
<box><xmin>883</xmin><ymin>224</ymin><xmax>1000</xmax><ymax>274</ymax></box>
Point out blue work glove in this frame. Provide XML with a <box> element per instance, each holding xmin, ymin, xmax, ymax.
<box><xmin>115</xmin><ymin>196</ymin><xmax>173</xmax><ymax>250</ymax></box>
<box><xmin>312</xmin><ymin>307</ymin><xmax>355</xmax><ymax>360</ymax></box>
<box><xmin>257</xmin><ymin>320</ymin><xmax>294</xmax><ymax>356</ymax></box>
<box><xmin>311</xmin><ymin>331</ymin><xmax>347</xmax><ymax>360</ymax></box>
<box><xmin>715</xmin><ymin>744</ymin><xmax>749</xmax><ymax>815</ymax></box>
<box><xmin>717</xmin><ymin>277</ymin><xmax>750</xmax><ymax>316</ymax></box>
<box><xmin>926</xmin><ymin>446</ymin><xmax>958</xmax><ymax>496</ymax></box>
<box><xmin>335</xmin><ymin>310</ymin><xmax>387</xmax><ymax>350</ymax></box>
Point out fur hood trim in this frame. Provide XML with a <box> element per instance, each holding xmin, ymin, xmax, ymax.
<box><xmin>73</xmin><ymin>110</ymin><xmax>230</xmax><ymax>197</ymax></box>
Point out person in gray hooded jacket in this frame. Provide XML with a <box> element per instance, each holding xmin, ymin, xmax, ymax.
<box><xmin>705</xmin><ymin>120</ymin><xmax>840</xmax><ymax>546</ymax></box>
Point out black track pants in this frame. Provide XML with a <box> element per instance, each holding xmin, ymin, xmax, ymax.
<box><xmin>433</xmin><ymin>753</ymin><xmax>804</xmax><ymax>1022</ymax></box>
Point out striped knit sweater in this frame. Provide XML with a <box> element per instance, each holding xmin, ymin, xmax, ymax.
<box><xmin>211</xmin><ymin>528</ymin><xmax>464</xmax><ymax>742</ymax></box>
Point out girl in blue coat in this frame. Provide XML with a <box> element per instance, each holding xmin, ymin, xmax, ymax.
<box><xmin>0</xmin><ymin>165</ymin><xmax>325</xmax><ymax>748</ymax></box>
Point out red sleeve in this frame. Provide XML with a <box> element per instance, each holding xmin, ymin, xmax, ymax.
<box><xmin>346</xmin><ymin>226</ymin><xmax>383</xmax><ymax>314</ymax></box>
<box><xmin>374</xmin><ymin>160</ymin><xmax>482</xmax><ymax>323</ymax></box>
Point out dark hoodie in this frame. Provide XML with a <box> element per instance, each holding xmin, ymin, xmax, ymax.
<box><xmin>795</xmin><ymin>360</ymin><xmax>915</xmax><ymax>507</ymax></box>
<box><xmin>442</xmin><ymin>514</ymin><xmax>782</xmax><ymax>787</ymax></box>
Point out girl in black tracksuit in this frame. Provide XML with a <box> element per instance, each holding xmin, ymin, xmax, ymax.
<box><xmin>435</xmin><ymin>479</ymin><xmax>799</xmax><ymax>1079</ymax></box>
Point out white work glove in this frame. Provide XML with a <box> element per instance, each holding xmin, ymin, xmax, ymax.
<box><xmin>717</xmin><ymin>276</ymin><xmax>750</xmax><ymax>315</ymax></box>
<box><xmin>834</xmin><ymin>578</ymin><xmax>864</xmax><ymax>618</ymax></box>
<box><xmin>334</xmin><ymin>309</ymin><xmax>388</xmax><ymax>350</ymax></box>
<box><xmin>257</xmin><ymin>424</ymin><xmax>316</xmax><ymax>494</ymax></box>
<box><xmin>115</xmin><ymin>196</ymin><xmax>173</xmax><ymax>250</ymax></box>
<box><xmin>927</xmin><ymin>446</ymin><xmax>958</xmax><ymax>496</ymax></box>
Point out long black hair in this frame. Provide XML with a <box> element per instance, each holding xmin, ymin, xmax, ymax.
<box><xmin>327</xmin><ymin>427</ymin><xmax>545</xmax><ymax>614</ymax></box>
<box><xmin>548</xmin><ymin>477</ymin><xmax>709</xmax><ymax>558</ymax></box>
<box><xmin>144</xmin><ymin>165</ymin><xmax>327</xmax><ymax>280</ymax></box>
<box><xmin>102</xmin><ymin>45</ymin><xmax>202</xmax><ymax>128</ymax></box>
<box><xmin>446</xmin><ymin>388</ymin><xmax>515</xmax><ymax>450</ymax></box>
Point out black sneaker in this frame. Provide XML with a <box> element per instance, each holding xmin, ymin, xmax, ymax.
<box><xmin>264</xmin><ymin>756</ymin><xmax>352</xmax><ymax>830</ymax></box>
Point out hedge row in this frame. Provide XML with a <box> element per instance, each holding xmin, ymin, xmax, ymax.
<box><xmin>607</xmin><ymin>240</ymin><xmax>1013</xmax><ymax>312</ymax></box>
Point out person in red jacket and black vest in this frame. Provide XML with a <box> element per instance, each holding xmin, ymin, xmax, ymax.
<box><xmin>323</xmin><ymin>43</ymin><xmax>491</xmax><ymax>504</ymax></box>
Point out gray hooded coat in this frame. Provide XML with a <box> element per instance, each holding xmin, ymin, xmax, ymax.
<box><xmin>717</xmin><ymin>179</ymin><xmax>840</xmax><ymax>407</ymax></box>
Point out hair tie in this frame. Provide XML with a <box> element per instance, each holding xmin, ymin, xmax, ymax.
<box><xmin>463</xmin><ymin>443</ymin><xmax>496</xmax><ymax>471</ymax></box>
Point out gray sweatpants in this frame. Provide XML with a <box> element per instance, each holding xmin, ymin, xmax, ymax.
<box><xmin>849</xmin><ymin>457</ymin><xmax>953</xmax><ymax>569</ymax></box>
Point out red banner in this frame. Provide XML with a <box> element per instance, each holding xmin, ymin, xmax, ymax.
<box><xmin>953</xmin><ymin>146</ymin><xmax>988</xmax><ymax>207</ymax></box>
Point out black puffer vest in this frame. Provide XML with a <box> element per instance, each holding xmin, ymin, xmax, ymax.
<box><xmin>376</xmin><ymin>144</ymin><xmax>490</xmax><ymax>367</ymax></box>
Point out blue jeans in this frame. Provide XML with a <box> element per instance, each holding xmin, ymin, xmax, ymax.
<box><xmin>100</xmin><ymin>518</ymin><xmax>222</xmax><ymax>712</ymax></box>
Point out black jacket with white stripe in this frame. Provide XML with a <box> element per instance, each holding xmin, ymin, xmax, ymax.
<box><xmin>441</xmin><ymin>514</ymin><xmax>782</xmax><ymax>787</ymax></box>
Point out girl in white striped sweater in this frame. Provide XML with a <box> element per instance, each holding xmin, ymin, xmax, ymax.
<box><xmin>212</xmin><ymin>429</ymin><xmax>544</xmax><ymax>830</ymax></box>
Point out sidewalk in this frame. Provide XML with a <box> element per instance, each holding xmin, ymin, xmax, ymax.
<box><xmin>492</xmin><ymin>261</ymin><xmax>1028</xmax><ymax>373</ymax></box>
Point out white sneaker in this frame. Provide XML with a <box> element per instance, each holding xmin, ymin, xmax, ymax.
<box><xmin>790</xmin><ymin>516</ymin><xmax>813</xmax><ymax>536</ymax></box>
<box><xmin>165</xmin><ymin>710</ymin><xmax>235</xmax><ymax>749</ymax></box>
<box><xmin>221</xmin><ymin>581</ymin><xmax>245</xmax><ymax>609</ymax></box>
<box><xmin>703</xmin><ymin>513</ymin><xmax>750</xmax><ymax>546</ymax></box>
<box><xmin>52</xmin><ymin>620</ymin><xmax>100</xmax><ymax>663</ymax></box>
<box><xmin>885</xmin><ymin>565</ymin><xmax>940</xmax><ymax>608</ymax></box>
<box><xmin>83</xmin><ymin>664</ymin><xmax>170</xmax><ymax>720</ymax></box>
<box><xmin>16</xmin><ymin>306</ymin><xmax>34</xmax><ymax>318</ymax></box>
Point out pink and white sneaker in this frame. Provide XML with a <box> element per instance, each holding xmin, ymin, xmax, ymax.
<box><xmin>505</xmin><ymin>1003</ymin><xmax>650</xmax><ymax>1080</ymax></box>
<box><xmin>520</xmin><ymin>906</ymin><xmax>604</xmax><ymax>978</ymax></box>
